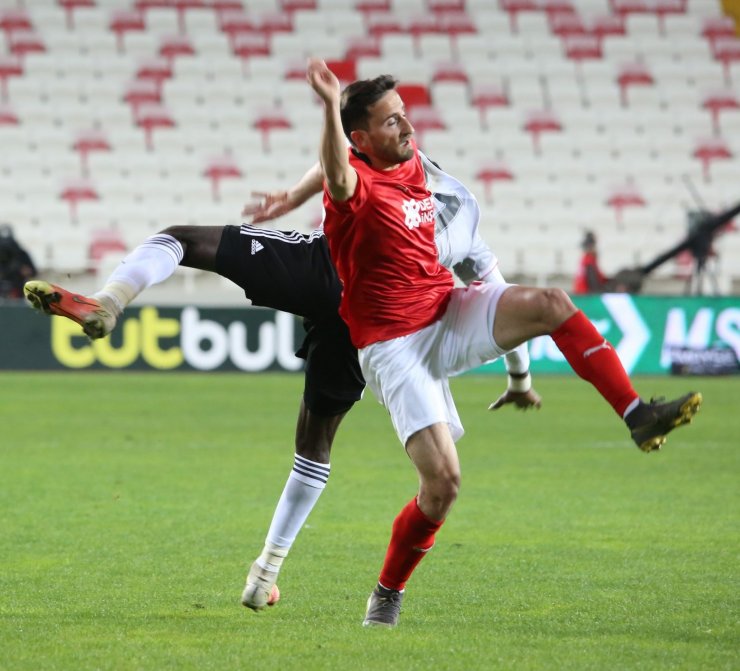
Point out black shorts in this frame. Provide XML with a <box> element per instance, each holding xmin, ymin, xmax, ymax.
<box><xmin>215</xmin><ymin>224</ymin><xmax>364</xmax><ymax>416</ymax></box>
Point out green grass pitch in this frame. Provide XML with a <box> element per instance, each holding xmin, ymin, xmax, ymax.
<box><xmin>1</xmin><ymin>372</ymin><xmax>737</xmax><ymax>671</ymax></box>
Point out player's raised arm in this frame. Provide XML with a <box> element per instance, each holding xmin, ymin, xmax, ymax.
<box><xmin>306</xmin><ymin>58</ymin><xmax>357</xmax><ymax>203</ymax></box>
<box><xmin>242</xmin><ymin>161</ymin><xmax>324</xmax><ymax>223</ymax></box>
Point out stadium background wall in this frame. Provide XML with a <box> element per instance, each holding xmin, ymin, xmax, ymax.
<box><xmin>2</xmin><ymin>296</ymin><xmax>738</xmax><ymax>374</ymax></box>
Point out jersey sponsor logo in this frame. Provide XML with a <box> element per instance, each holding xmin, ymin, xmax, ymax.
<box><xmin>251</xmin><ymin>240</ymin><xmax>264</xmax><ymax>255</ymax></box>
<box><xmin>401</xmin><ymin>196</ymin><xmax>435</xmax><ymax>230</ymax></box>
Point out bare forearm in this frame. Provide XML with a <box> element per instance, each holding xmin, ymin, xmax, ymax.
<box><xmin>288</xmin><ymin>162</ymin><xmax>324</xmax><ymax>207</ymax></box>
<box><xmin>320</xmin><ymin>104</ymin><xmax>354</xmax><ymax>201</ymax></box>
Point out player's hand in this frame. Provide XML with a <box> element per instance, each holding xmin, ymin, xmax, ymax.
<box><xmin>242</xmin><ymin>191</ymin><xmax>292</xmax><ymax>223</ymax></box>
<box><xmin>306</xmin><ymin>58</ymin><xmax>341</xmax><ymax>104</ymax></box>
<box><xmin>488</xmin><ymin>387</ymin><xmax>542</xmax><ymax>411</ymax></box>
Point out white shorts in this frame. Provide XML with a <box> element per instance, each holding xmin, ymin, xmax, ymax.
<box><xmin>359</xmin><ymin>282</ymin><xmax>512</xmax><ymax>446</ymax></box>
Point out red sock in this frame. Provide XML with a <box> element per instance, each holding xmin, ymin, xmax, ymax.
<box><xmin>551</xmin><ymin>310</ymin><xmax>639</xmax><ymax>417</ymax></box>
<box><xmin>378</xmin><ymin>497</ymin><xmax>444</xmax><ymax>591</ymax></box>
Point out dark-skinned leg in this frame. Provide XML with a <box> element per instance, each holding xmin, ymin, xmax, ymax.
<box><xmin>242</xmin><ymin>401</ymin><xmax>349</xmax><ymax>610</ymax></box>
<box><xmin>22</xmin><ymin>226</ymin><xmax>224</xmax><ymax>339</ymax></box>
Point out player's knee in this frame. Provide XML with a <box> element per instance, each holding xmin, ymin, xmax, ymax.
<box><xmin>537</xmin><ymin>287</ymin><xmax>576</xmax><ymax>329</ymax></box>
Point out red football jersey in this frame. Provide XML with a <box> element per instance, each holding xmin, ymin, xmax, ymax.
<box><xmin>322</xmin><ymin>143</ymin><xmax>454</xmax><ymax>348</ymax></box>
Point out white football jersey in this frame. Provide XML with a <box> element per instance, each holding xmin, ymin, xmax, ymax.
<box><xmin>420</xmin><ymin>150</ymin><xmax>498</xmax><ymax>285</ymax></box>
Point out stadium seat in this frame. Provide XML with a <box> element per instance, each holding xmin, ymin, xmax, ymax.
<box><xmin>474</xmin><ymin>159</ymin><xmax>515</xmax><ymax>205</ymax></box>
<box><xmin>692</xmin><ymin>136</ymin><xmax>733</xmax><ymax>182</ymax></box>
<box><xmin>203</xmin><ymin>155</ymin><xmax>243</xmax><ymax>201</ymax></box>
<box><xmin>522</xmin><ymin>109</ymin><xmax>563</xmax><ymax>154</ymax></box>
<box><xmin>123</xmin><ymin>78</ymin><xmax>163</xmax><ymax>114</ymax></box>
<box><xmin>158</xmin><ymin>34</ymin><xmax>196</xmax><ymax>65</ymax></box>
<box><xmin>134</xmin><ymin>102</ymin><xmax>176</xmax><ymax>150</ymax></box>
<box><xmin>616</xmin><ymin>61</ymin><xmax>655</xmax><ymax>107</ymax></box>
<box><xmin>108</xmin><ymin>9</ymin><xmax>146</xmax><ymax>54</ymax></box>
<box><xmin>469</xmin><ymin>81</ymin><xmax>510</xmax><ymax>130</ymax></box>
<box><xmin>60</xmin><ymin>176</ymin><xmax>100</xmax><ymax>221</ymax></box>
<box><xmin>72</xmin><ymin>128</ymin><xmax>112</xmax><ymax>177</ymax></box>
<box><xmin>701</xmin><ymin>89</ymin><xmax>740</xmax><ymax>134</ymax></box>
<box><xmin>712</xmin><ymin>36</ymin><xmax>740</xmax><ymax>85</ymax></box>
<box><xmin>58</xmin><ymin>0</ymin><xmax>96</xmax><ymax>30</ymax></box>
<box><xmin>0</xmin><ymin>55</ymin><xmax>23</xmax><ymax>102</ymax></box>
<box><xmin>8</xmin><ymin>30</ymin><xmax>46</xmax><ymax>61</ymax></box>
<box><xmin>0</xmin><ymin>8</ymin><xmax>34</xmax><ymax>35</ymax></box>
<box><xmin>605</xmin><ymin>182</ymin><xmax>647</xmax><ymax>226</ymax></box>
<box><xmin>252</xmin><ymin>107</ymin><xmax>292</xmax><ymax>152</ymax></box>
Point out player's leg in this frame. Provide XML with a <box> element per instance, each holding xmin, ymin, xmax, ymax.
<box><xmin>242</xmin><ymin>313</ymin><xmax>365</xmax><ymax>610</ymax></box>
<box><xmin>23</xmin><ymin>226</ymin><xmax>222</xmax><ymax>338</ymax></box>
<box><xmin>490</xmin><ymin>285</ymin><xmax>701</xmax><ymax>451</ymax></box>
<box><xmin>363</xmin><ymin>422</ymin><xmax>457</xmax><ymax>628</ymax></box>
<box><xmin>241</xmin><ymin>401</ymin><xmax>346</xmax><ymax>610</ymax></box>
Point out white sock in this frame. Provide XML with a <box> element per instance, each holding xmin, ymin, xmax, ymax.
<box><xmin>255</xmin><ymin>454</ymin><xmax>330</xmax><ymax>572</ymax></box>
<box><xmin>93</xmin><ymin>234</ymin><xmax>184</xmax><ymax>313</ymax></box>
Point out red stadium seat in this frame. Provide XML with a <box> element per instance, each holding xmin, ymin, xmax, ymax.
<box><xmin>109</xmin><ymin>10</ymin><xmax>146</xmax><ymax>54</ymax></box>
<box><xmin>692</xmin><ymin>137</ymin><xmax>733</xmax><ymax>182</ymax></box>
<box><xmin>616</xmin><ymin>62</ymin><xmax>654</xmax><ymax>107</ymax></box>
<box><xmin>712</xmin><ymin>37</ymin><xmax>740</xmax><ymax>85</ymax></box>
<box><xmin>203</xmin><ymin>155</ymin><xmax>243</xmax><ymax>201</ymax></box>
<box><xmin>366</xmin><ymin>12</ymin><xmax>404</xmax><ymax>38</ymax></box>
<box><xmin>231</xmin><ymin>32</ymin><xmax>271</xmax><ymax>75</ymax></box>
<box><xmin>253</xmin><ymin>108</ymin><xmax>292</xmax><ymax>152</ymax></box>
<box><xmin>523</xmin><ymin>109</ymin><xmax>563</xmax><ymax>154</ymax></box>
<box><xmin>590</xmin><ymin>14</ymin><xmax>626</xmax><ymax>38</ymax></box>
<box><xmin>173</xmin><ymin>0</ymin><xmax>205</xmax><ymax>34</ymax></box>
<box><xmin>609</xmin><ymin>0</ymin><xmax>649</xmax><ymax>18</ymax></box>
<box><xmin>134</xmin><ymin>103</ymin><xmax>176</xmax><ymax>150</ymax></box>
<box><xmin>344</xmin><ymin>35</ymin><xmax>380</xmax><ymax>60</ymax></box>
<box><xmin>8</xmin><ymin>30</ymin><xmax>46</xmax><ymax>61</ymax></box>
<box><xmin>427</xmin><ymin>0</ymin><xmax>465</xmax><ymax>13</ymax></box>
<box><xmin>257</xmin><ymin>11</ymin><xmax>293</xmax><ymax>35</ymax></box>
<box><xmin>60</xmin><ymin>177</ymin><xmax>100</xmax><ymax>221</ymax></box>
<box><xmin>0</xmin><ymin>8</ymin><xmax>33</xmax><ymax>35</ymax></box>
<box><xmin>326</xmin><ymin>58</ymin><xmax>357</xmax><ymax>85</ymax></box>
<box><xmin>355</xmin><ymin>0</ymin><xmax>391</xmax><ymax>15</ymax></box>
<box><xmin>475</xmin><ymin>159</ymin><xmax>514</xmax><ymax>205</ymax></box>
<box><xmin>431</xmin><ymin>62</ymin><xmax>469</xmax><ymax>85</ymax></box>
<box><xmin>605</xmin><ymin>183</ymin><xmax>646</xmax><ymax>226</ymax></box>
<box><xmin>701</xmin><ymin>90</ymin><xmax>740</xmax><ymax>134</ymax></box>
<box><xmin>395</xmin><ymin>83</ymin><xmax>432</xmax><ymax>111</ymax></box>
<box><xmin>158</xmin><ymin>34</ymin><xmax>196</xmax><ymax>65</ymax></box>
<box><xmin>700</xmin><ymin>16</ymin><xmax>737</xmax><ymax>45</ymax></box>
<box><xmin>470</xmin><ymin>81</ymin><xmax>510</xmax><ymax>130</ymax></box>
<box><xmin>562</xmin><ymin>34</ymin><xmax>603</xmax><ymax>62</ymax></box>
<box><xmin>124</xmin><ymin>78</ymin><xmax>162</xmax><ymax>114</ymax></box>
<box><xmin>218</xmin><ymin>10</ymin><xmax>255</xmax><ymax>41</ymax></box>
<box><xmin>279</xmin><ymin>0</ymin><xmax>317</xmax><ymax>12</ymax></box>
<box><xmin>0</xmin><ymin>55</ymin><xmax>22</xmax><ymax>102</ymax></box>
<box><xmin>0</xmin><ymin>102</ymin><xmax>19</xmax><ymax>126</ymax></box>
<box><xmin>73</xmin><ymin>128</ymin><xmax>112</xmax><ymax>177</ymax></box>
<box><xmin>58</xmin><ymin>0</ymin><xmax>96</xmax><ymax>29</ymax></box>
<box><xmin>499</xmin><ymin>0</ymin><xmax>538</xmax><ymax>34</ymax></box>
<box><xmin>89</xmin><ymin>229</ymin><xmax>128</xmax><ymax>270</ymax></box>
<box><xmin>136</xmin><ymin>57</ymin><xmax>174</xmax><ymax>94</ymax></box>
<box><xmin>549</xmin><ymin>12</ymin><xmax>587</xmax><ymax>38</ymax></box>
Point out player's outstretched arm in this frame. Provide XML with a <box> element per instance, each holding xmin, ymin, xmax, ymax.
<box><xmin>242</xmin><ymin>162</ymin><xmax>324</xmax><ymax>223</ymax></box>
<box><xmin>307</xmin><ymin>58</ymin><xmax>356</xmax><ymax>202</ymax></box>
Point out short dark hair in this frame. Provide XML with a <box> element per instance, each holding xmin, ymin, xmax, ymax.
<box><xmin>340</xmin><ymin>74</ymin><xmax>398</xmax><ymax>143</ymax></box>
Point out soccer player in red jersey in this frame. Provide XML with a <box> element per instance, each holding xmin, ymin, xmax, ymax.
<box><xmin>306</xmin><ymin>58</ymin><xmax>702</xmax><ymax>628</ymax></box>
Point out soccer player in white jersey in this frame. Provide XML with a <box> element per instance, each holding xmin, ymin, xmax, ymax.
<box><xmin>23</xmin><ymin>155</ymin><xmax>537</xmax><ymax>612</ymax></box>
<box><xmin>307</xmin><ymin>58</ymin><xmax>701</xmax><ymax>627</ymax></box>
